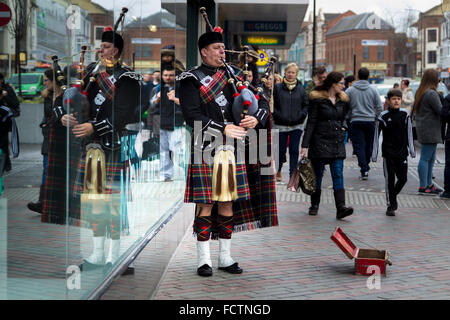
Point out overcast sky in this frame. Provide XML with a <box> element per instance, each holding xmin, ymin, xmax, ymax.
<box><xmin>92</xmin><ymin>0</ymin><xmax>444</xmax><ymax>27</ymax></box>
<box><xmin>306</xmin><ymin>0</ymin><xmax>442</xmax><ymax>20</ymax></box>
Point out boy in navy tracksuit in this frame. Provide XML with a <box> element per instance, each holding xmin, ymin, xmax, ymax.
<box><xmin>372</xmin><ymin>89</ymin><xmax>416</xmax><ymax>216</ymax></box>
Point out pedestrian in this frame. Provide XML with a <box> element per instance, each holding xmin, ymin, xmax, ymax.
<box><xmin>142</xmin><ymin>72</ymin><xmax>154</xmax><ymax>101</ymax></box>
<box><xmin>400</xmin><ymin>79</ymin><xmax>414</xmax><ymax>114</ymax></box>
<box><xmin>412</xmin><ymin>69</ymin><xmax>443</xmax><ymax>195</ymax></box>
<box><xmin>161</xmin><ymin>44</ymin><xmax>185</xmax><ymax>76</ymax></box>
<box><xmin>440</xmin><ymin>91</ymin><xmax>450</xmax><ymax>199</ymax></box>
<box><xmin>151</xmin><ymin>65</ymin><xmax>183</xmax><ymax>181</ymax></box>
<box><xmin>152</xmin><ymin>70</ymin><xmax>161</xmax><ymax>87</ymax></box>
<box><xmin>343</xmin><ymin>75</ymin><xmax>356</xmax><ymax>145</ymax></box>
<box><xmin>69</xmin><ymin>26</ymin><xmax>141</xmax><ymax>275</ymax></box>
<box><xmin>393</xmin><ymin>83</ymin><xmax>399</xmax><ymax>89</ymax></box>
<box><xmin>272</xmin><ymin>62</ymin><xmax>309</xmax><ymax>182</ymax></box>
<box><xmin>238</xmin><ymin>49</ymin><xmax>260</xmax><ymax>87</ymax></box>
<box><xmin>0</xmin><ymin>72</ymin><xmax>20</xmax><ymax>173</ymax></box>
<box><xmin>300</xmin><ymin>71</ymin><xmax>353</xmax><ymax>219</ymax></box>
<box><xmin>346</xmin><ymin>67</ymin><xmax>383</xmax><ymax>180</ymax></box>
<box><xmin>274</xmin><ymin>73</ymin><xmax>282</xmax><ymax>85</ymax></box>
<box><xmin>344</xmin><ymin>75</ymin><xmax>355</xmax><ymax>91</ymax></box>
<box><xmin>305</xmin><ymin>66</ymin><xmax>327</xmax><ymax>97</ymax></box>
<box><xmin>27</xmin><ymin>72</ymin><xmax>53</xmax><ymax>214</ymax></box>
<box><xmin>262</xmin><ymin>73</ymin><xmax>274</xmax><ymax>112</ymax></box>
<box><xmin>178</xmin><ymin>30</ymin><xmax>278</xmax><ymax>277</ymax></box>
<box><xmin>372</xmin><ymin>89</ymin><xmax>416</xmax><ymax>216</ymax></box>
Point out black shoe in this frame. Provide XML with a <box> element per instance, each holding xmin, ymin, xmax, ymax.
<box><xmin>218</xmin><ymin>262</ymin><xmax>243</xmax><ymax>274</ymax></box>
<box><xmin>336</xmin><ymin>207</ymin><xmax>354</xmax><ymax>219</ymax></box>
<box><xmin>440</xmin><ymin>191</ymin><xmax>450</xmax><ymax>199</ymax></box>
<box><xmin>197</xmin><ymin>264</ymin><xmax>213</xmax><ymax>277</ymax></box>
<box><xmin>79</xmin><ymin>260</ymin><xmax>104</xmax><ymax>272</ymax></box>
<box><xmin>121</xmin><ymin>266</ymin><xmax>135</xmax><ymax>276</ymax></box>
<box><xmin>360</xmin><ymin>172</ymin><xmax>368</xmax><ymax>180</ymax></box>
<box><xmin>308</xmin><ymin>205</ymin><xmax>318</xmax><ymax>216</ymax></box>
<box><xmin>27</xmin><ymin>201</ymin><xmax>42</xmax><ymax>214</ymax></box>
<box><xmin>309</xmin><ymin>190</ymin><xmax>321</xmax><ymax>216</ymax></box>
<box><xmin>334</xmin><ymin>189</ymin><xmax>353</xmax><ymax>219</ymax></box>
<box><xmin>386</xmin><ymin>207</ymin><xmax>396</xmax><ymax>216</ymax></box>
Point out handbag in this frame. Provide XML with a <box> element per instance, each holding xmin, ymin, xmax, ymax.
<box><xmin>287</xmin><ymin>158</ymin><xmax>316</xmax><ymax>195</ymax></box>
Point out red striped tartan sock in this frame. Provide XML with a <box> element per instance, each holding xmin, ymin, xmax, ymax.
<box><xmin>217</xmin><ymin>215</ymin><xmax>233</xmax><ymax>239</ymax></box>
<box><xmin>195</xmin><ymin>216</ymin><xmax>212</xmax><ymax>241</ymax></box>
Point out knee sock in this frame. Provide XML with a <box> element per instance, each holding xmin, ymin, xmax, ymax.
<box><xmin>91</xmin><ymin>215</ymin><xmax>106</xmax><ymax>237</ymax></box>
<box><xmin>217</xmin><ymin>215</ymin><xmax>233</xmax><ymax>239</ymax></box>
<box><xmin>194</xmin><ymin>215</ymin><xmax>212</xmax><ymax>241</ymax></box>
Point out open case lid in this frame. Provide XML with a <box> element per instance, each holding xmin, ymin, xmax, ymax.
<box><xmin>330</xmin><ymin>227</ymin><xmax>358</xmax><ymax>259</ymax></box>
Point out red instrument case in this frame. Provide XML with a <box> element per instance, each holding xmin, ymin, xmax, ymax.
<box><xmin>331</xmin><ymin>227</ymin><xmax>392</xmax><ymax>276</ymax></box>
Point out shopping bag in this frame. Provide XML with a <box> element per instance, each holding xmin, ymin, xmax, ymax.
<box><xmin>287</xmin><ymin>158</ymin><xmax>316</xmax><ymax>195</ymax></box>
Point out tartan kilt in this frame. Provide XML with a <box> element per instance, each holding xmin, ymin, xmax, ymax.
<box><xmin>73</xmin><ymin>148</ymin><xmax>125</xmax><ymax>197</ymax></box>
<box><xmin>184</xmin><ymin>160</ymin><xmax>250</xmax><ymax>204</ymax></box>
<box><xmin>231</xmin><ymin>163</ymin><xmax>278</xmax><ymax>232</ymax></box>
<box><xmin>41</xmin><ymin>122</ymin><xmax>81</xmax><ymax>225</ymax></box>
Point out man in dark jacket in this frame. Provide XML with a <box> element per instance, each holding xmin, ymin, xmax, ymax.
<box><xmin>272</xmin><ymin>63</ymin><xmax>309</xmax><ymax>181</ymax></box>
<box><xmin>0</xmin><ymin>73</ymin><xmax>20</xmax><ymax>173</ymax></box>
<box><xmin>151</xmin><ymin>66</ymin><xmax>183</xmax><ymax>181</ymax></box>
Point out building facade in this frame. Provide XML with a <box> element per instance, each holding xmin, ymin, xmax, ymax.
<box><xmin>301</xmin><ymin>9</ymin><xmax>355</xmax><ymax>79</ymax></box>
<box><xmin>414</xmin><ymin>1</ymin><xmax>450</xmax><ymax>76</ymax></box>
<box><xmin>326</xmin><ymin>12</ymin><xmax>395</xmax><ymax>80</ymax></box>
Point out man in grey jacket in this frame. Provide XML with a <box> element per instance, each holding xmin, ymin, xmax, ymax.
<box><xmin>346</xmin><ymin>68</ymin><xmax>383</xmax><ymax>180</ymax></box>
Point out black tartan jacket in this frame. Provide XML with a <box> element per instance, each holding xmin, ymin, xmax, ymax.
<box><xmin>85</xmin><ymin>63</ymin><xmax>141</xmax><ymax>140</ymax></box>
<box><xmin>177</xmin><ymin>63</ymin><xmax>270</xmax><ymax>151</ymax></box>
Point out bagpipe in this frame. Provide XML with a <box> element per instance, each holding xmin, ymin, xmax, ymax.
<box><xmin>199</xmin><ymin>7</ymin><xmax>275</xmax><ymax>126</ymax></box>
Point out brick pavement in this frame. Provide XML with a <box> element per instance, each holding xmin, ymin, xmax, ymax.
<box><xmin>3</xmin><ymin>143</ymin><xmax>450</xmax><ymax>300</ymax></box>
<box><xmin>151</xmin><ymin>144</ymin><xmax>450</xmax><ymax>300</ymax></box>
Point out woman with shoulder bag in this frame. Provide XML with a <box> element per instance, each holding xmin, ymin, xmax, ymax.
<box><xmin>299</xmin><ymin>72</ymin><xmax>353</xmax><ymax>219</ymax></box>
<box><xmin>412</xmin><ymin>69</ymin><xmax>443</xmax><ymax>195</ymax></box>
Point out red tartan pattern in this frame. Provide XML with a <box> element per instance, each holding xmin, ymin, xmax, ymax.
<box><xmin>232</xmin><ymin>163</ymin><xmax>278</xmax><ymax>230</ymax></box>
<box><xmin>73</xmin><ymin>149</ymin><xmax>126</xmax><ymax>196</ymax></box>
<box><xmin>184</xmin><ymin>161</ymin><xmax>250</xmax><ymax>203</ymax></box>
<box><xmin>41</xmin><ymin>113</ymin><xmax>81</xmax><ymax>226</ymax></box>
<box><xmin>199</xmin><ymin>68</ymin><xmax>244</xmax><ymax>105</ymax></box>
<box><xmin>199</xmin><ymin>69</ymin><xmax>227</xmax><ymax>105</ymax></box>
<box><xmin>96</xmin><ymin>72</ymin><xmax>116</xmax><ymax>101</ymax></box>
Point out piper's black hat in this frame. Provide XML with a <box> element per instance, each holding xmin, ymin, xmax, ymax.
<box><xmin>198</xmin><ymin>32</ymin><xmax>223</xmax><ymax>50</ymax></box>
<box><xmin>101</xmin><ymin>26</ymin><xmax>124</xmax><ymax>55</ymax></box>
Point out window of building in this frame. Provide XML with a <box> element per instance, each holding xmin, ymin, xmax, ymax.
<box><xmin>363</xmin><ymin>46</ymin><xmax>369</xmax><ymax>59</ymax></box>
<box><xmin>95</xmin><ymin>26</ymin><xmax>105</xmax><ymax>41</ymax></box>
<box><xmin>135</xmin><ymin>44</ymin><xmax>152</xmax><ymax>57</ymax></box>
<box><xmin>378</xmin><ymin>46</ymin><xmax>384</xmax><ymax>60</ymax></box>
<box><xmin>428</xmin><ymin>50</ymin><xmax>437</xmax><ymax>64</ymax></box>
<box><xmin>427</xmin><ymin>29</ymin><xmax>437</xmax><ymax>43</ymax></box>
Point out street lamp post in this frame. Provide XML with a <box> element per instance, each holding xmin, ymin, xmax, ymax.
<box><xmin>312</xmin><ymin>0</ymin><xmax>316</xmax><ymax>74</ymax></box>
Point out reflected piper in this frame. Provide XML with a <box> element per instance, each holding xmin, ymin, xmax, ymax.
<box><xmin>68</xmin><ymin>7</ymin><xmax>142</xmax><ymax>276</ymax></box>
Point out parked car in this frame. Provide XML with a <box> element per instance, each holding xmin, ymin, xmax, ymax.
<box><xmin>374</xmin><ymin>84</ymin><xmax>393</xmax><ymax>104</ymax></box>
<box><xmin>410</xmin><ymin>81</ymin><xmax>449</xmax><ymax>98</ymax></box>
<box><xmin>9</xmin><ymin>73</ymin><xmax>45</xmax><ymax>98</ymax></box>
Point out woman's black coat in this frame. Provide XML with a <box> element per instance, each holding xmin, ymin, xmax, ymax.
<box><xmin>301</xmin><ymin>90</ymin><xmax>350</xmax><ymax>159</ymax></box>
